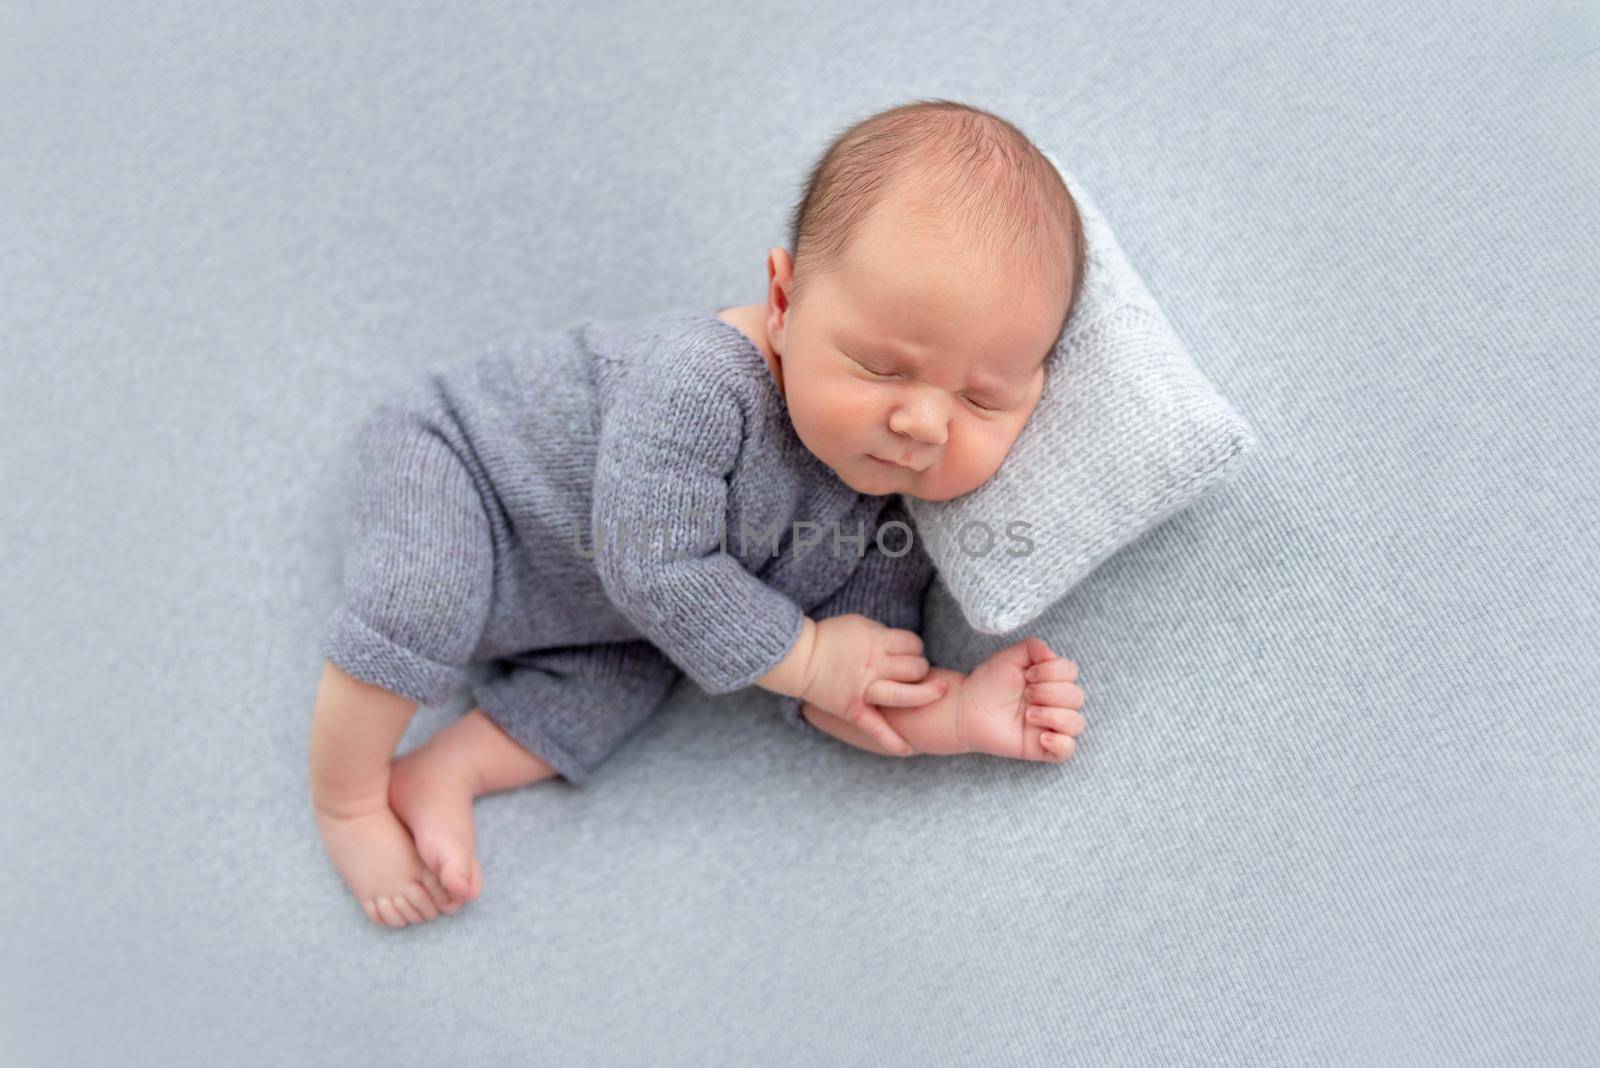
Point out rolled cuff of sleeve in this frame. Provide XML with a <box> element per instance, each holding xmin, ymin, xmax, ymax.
<box><xmin>687</xmin><ymin>594</ymin><xmax>807</xmax><ymax>695</ymax></box>
<box><xmin>319</xmin><ymin>604</ymin><xmax>466</xmax><ymax>708</ymax></box>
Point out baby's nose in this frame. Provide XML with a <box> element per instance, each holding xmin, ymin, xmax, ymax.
<box><xmin>889</xmin><ymin>398</ymin><xmax>949</xmax><ymax>445</ymax></box>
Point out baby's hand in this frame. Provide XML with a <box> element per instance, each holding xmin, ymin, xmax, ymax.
<box><xmin>954</xmin><ymin>637</ymin><xmax>1086</xmax><ymax>762</ymax></box>
<box><xmin>802</xmin><ymin>614</ymin><xmax>947</xmax><ymax>755</ymax></box>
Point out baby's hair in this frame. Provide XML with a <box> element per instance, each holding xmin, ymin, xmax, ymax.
<box><xmin>784</xmin><ymin>99</ymin><xmax>1089</xmax><ymax>349</ymax></box>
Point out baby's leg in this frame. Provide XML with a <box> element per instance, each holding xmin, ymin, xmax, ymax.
<box><xmin>390</xmin><ymin>640</ymin><xmax>682</xmax><ymax>903</ymax></box>
<box><xmin>314</xmin><ymin>401</ymin><xmax>501</xmax><ymax>926</ymax></box>
<box><xmin>387</xmin><ymin>707</ymin><xmax>558</xmax><ymax>902</ymax></box>
<box><xmin>311</xmin><ymin>661</ymin><xmax>465</xmax><ymax>928</ymax></box>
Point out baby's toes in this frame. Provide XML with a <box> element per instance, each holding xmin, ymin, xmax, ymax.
<box><xmin>373</xmin><ymin>896</ymin><xmax>410</xmax><ymax>927</ymax></box>
<box><xmin>391</xmin><ymin>894</ymin><xmax>429</xmax><ymax>925</ymax></box>
<box><xmin>420</xmin><ymin>868</ymin><xmax>462</xmax><ymax>915</ymax></box>
<box><xmin>401</xmin><ymin>879</ymin><xmax>441</xmax><ymax>922</ymax></box>
<box><xmin>438</xmin><ymin>855</ymin><xmax>474</xmax><ymax>902</ymax></box>
<box><xmin>416</xmin><ymin>832</ymin><xmax>474</xmax><ymax>902</ymax></box>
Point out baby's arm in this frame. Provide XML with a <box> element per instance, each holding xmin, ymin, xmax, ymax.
<box><xmin>800</xmin><ymin>665</ymin><xmax>968</xmax><ymax>756</ymax></box>
<box><xmin>590</xmin><ymin>359</ymin><xmax>816</xmax><ymax>698</ymax></box>
<box><xmin>803</xmin><ymin>638</ymin><xmax>1087</xmax><ymax>763</ymax></box>
<box><xmin>591</xmin><ymin>349</ymin><xmax>936</xmax><ymax>751</ymax></box>
<box><xmin>758</xmin><ymin>613</ymin><xmax>945</xmax><ymax>755</ymax></box>
<box><xmin>771</xmin><ymin>494</ymin><xmax>940</xmax><ymax>735</ymax></box>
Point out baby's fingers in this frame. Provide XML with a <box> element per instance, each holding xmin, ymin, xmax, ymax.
<box><xmin>881</xmin><ymin>654</ymin><xmax>930</xmax><ymax>682</ymax></box>
<box><xmin>1026</xmin><ymin>704</ymin><xmax>1085</xmax><ymax>737</ymax></box>
<box><xmin>1025</xmin><ymin>680</ymin><xmax>1085</xmax><ymax>709</ymax></box>
<box><xmin>866</xmin><ymin>677</ymin><xmax>947</xmax><ymax>708</ymax></box>
<box><xmin>1024</xmin><ymin>657</ymin><xmax>1079</xmax><ymax>683</ymax></box>
<box><xmin>882</xmin><ymin>628</ymin><xmax>924</xmax><ymax>656</ymax></box>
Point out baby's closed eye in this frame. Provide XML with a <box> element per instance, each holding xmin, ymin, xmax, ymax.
<box><xmin>848</xmin><ymin>353</ymin><xmax>1007</xmax><ymax>412</ymax></box>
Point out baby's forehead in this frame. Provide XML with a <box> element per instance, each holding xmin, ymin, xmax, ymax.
<box><xmin>837</xmin><ymin>263</ymin><xmax>1061</xmax><ymax>357</ymax></box>
<box><xmin>850</xmin><ymin>222</ymin><xmax>1066</xmax><ymax>311</ymax></box>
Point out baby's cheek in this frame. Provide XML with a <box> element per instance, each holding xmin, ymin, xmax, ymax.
<box><xmin>829</xmin><ymin>391</ymin><xmax>879</xmax><ymax>436</ymax></box>
<box><xmin>934</xmin><ymin>429</ymin><xmax>1012</xmax><ymax>498</ymax></box>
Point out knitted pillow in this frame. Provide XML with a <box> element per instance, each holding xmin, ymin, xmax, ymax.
<box><xmin>903</xmin><ymin>154</ymin><xmax>1257</xmax><ymax>635</ymax></box>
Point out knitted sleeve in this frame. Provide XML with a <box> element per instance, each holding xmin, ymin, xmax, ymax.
<box><xmin>590</xmin><ymin>359</ymin><xmax>807</xmax><ymax>696</ymax></box>
<box><xmin>776</xmin><ymin>493</ymin><xmax>937</xmax><ymax>734</ymax></box>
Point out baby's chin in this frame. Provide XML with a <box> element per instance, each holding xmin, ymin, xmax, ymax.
<box><xmin>898</xmin><ymin>482</ymin><xmax>970</xmax><ymax>503</ymax></box>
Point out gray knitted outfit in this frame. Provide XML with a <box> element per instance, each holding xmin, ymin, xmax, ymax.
<box><xmin>320</xmin><ymin>306</ymin><xmax>934</xmax><ymax>785</ymax></box>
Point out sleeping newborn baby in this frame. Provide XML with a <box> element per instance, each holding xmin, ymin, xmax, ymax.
<box><xmin>309</xmin><ymin>99</ymin><xmax>1091</xmax><ymax>928</ymax></box>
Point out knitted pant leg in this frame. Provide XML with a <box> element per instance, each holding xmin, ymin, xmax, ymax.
<box><xmin>320</xmin><ymin>405</ymin><xmax>495</xmax><ymax>708</ymax></box>
<box><xmin>471</xmin><ymin>640</ymin><xmax>681</xmax><ymax>787</ymax></box>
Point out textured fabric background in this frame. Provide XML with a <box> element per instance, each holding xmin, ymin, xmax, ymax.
<box><xmin>3</xmin><ymin>2</ymin><xmax>1597</xmax><ymax>1065</ymax></box>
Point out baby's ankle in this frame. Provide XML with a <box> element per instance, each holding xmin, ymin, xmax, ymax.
<box><xmin>311</xmin><ymin>770</ymin><xmax>394</xmax><ymax>819</ymax></box>
<box><xmin>390</xmin><ymin>733</ymin><xmax>481</xmax><ymax>802</ymax></box>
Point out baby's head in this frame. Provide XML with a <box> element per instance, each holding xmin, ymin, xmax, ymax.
<box><xmin>760</xmin><ymin>99</ymin><xmax>1088</xmax><ymax>503</ymax></box>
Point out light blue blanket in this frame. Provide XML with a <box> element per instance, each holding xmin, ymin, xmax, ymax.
<box><xmin>3</xmin><ymin>2</ymin><xmax>1596</xmax><ymax>1065</ymax></box>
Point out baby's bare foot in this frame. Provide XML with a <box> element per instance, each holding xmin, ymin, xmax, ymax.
<box><xmin>388</xmin><ymin>731</ymin><xmax>485</xmax><ymax>904</ymax></box>
<box><xmin>390</xmin><ymin>708</ymin><xmax>560</xmax><ymax>905</ymax></box>
<box><xmin>313</xmin><ymin>794</ymin><xmax>462</xmax><ymax>928</ymax></box>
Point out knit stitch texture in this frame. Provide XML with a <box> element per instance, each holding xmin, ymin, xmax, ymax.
<box><xmin>320</xmin><ymin>306</ymin><xmax>934</xmax><ymax>781</ymax></box>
